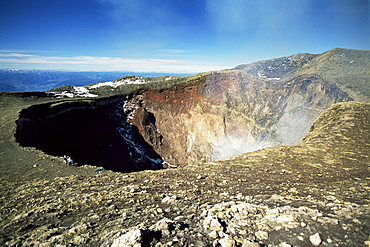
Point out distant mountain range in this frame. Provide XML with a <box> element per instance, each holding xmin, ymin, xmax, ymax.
<box><xmin>0</xmin><ymin>69</ymin><xmax>190</xmax><ymax>92</ymax></box>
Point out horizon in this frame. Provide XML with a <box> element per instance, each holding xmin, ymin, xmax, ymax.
<box><xmin>1</xmin><ymin>0</ymin><xmax>369</xmax><ymax>74</ymax></box>
<box><xmin>1</xmin><ymin>47</ymin><xmax>368</xmax><ymax>75</ymax></box>
<box><xmin>0</xmin><ymin>68</ymin><xmax>192</xmax><ymax>75</ymax></box>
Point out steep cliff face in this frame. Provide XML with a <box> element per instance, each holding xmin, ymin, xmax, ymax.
<box><xmin>124</xmin><ymin>70</ymin><xmax>354</xmax><ymax>166</ymax></box>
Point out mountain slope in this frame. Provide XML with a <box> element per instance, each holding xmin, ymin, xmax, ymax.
<box><xmin>1</xmin><ymin>101</ymin><xmax>369</xmax><ymax>246</ymax></box>
<box><xmin>119</xmin><ymin>48</ymin><xmax>369</xmax><ymax>165</ymax></box>
<box><xmin>298</xmin><ymin>48</ymin><xmax>370</xmax><ymax>102</ymax></box>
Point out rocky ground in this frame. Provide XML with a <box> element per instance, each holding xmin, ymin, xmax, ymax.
<box><xmin>0</xmin><ymin>95</ymin><xmax>369</xmax><ymax>246</ymax></box>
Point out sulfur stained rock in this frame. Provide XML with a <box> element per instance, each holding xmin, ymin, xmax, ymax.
<box><xmin>208</xmin><ymin>230</ymin><xmax>219</xmax><ymax>239</ymax></box>
<box><xmin>149</xmin><ymin>218</ymin><xmax>175</xmax><ymax>237</ymax></box>
<box><xmin>255</xmin><ymin>230</ymin><xmax>269</xmax><ymax>240</ymax></box>
<box><xmin>241</xmin><ymin>240</ymin><xmax>260</xmax><ymax>247</ymax></box>
<box><xmin>218</xmin><ymin>235</ymin><xmax>236</xmax><ymax>247</ymax></box>
<box><xmin>309</xmin><ymin>233</ymin><xmax>322</xmax><ymax>246</ymax></box>
<box><xmin>161</xmin><ymin>196</ymin><xmax>177</xmax><ymax>204</ymax></box>
<box><xmin>278</xmin><ymin>243</ymin><xmax>292</xmax><ymax>247</ymax></box>
<box><xmin>203</xmin><ymin>216</ymin><xmax>224</xmax><ymax>232</ymax></box>
<box><xmin>317</xmin><ymin>216</ymin><xmax>339</xmax><ymax>225</ymax></box>
<box><xmin>111</xmin><ymin>228</ymin><xmax>145</xmax><ymax>247</ymax></box>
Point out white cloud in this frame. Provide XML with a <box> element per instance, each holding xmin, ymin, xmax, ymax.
<box><xmin>0</xmin><ymin>51</ymin><xmax>34</xmax><ymax>58</ymax></box>
<box><xmin>0</xmin><ymin>51</ymin><xmax>226</xmax><ymax>73</ymax></box>
<box><xmin>206</xmin><ymin>0</ymin><xmax>256</xmax><ymax>32</ymax></box>
<box><xmin>95</xmin><ymin>0</ymin><xmax>173</xmax><ymax>35</ymax></box>
<box><xmin>156</xmin><ymin>49</ymin><xmax>190</xmax><ymax>55</ymax></box>
<box><xmin>206</xmin><ymin>0</ymin><xmax>312</xmax><ymax>34</ymax></box>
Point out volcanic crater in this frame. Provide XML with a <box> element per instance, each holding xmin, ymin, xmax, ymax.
<box><xmin>1</xmin><ymin>48</ymin><xmax>370</xmax><ymax>246</ymax></box>
<box><xmin>15</xmin><ymin>72</ymin><xmax>353</xmax><ymax>173</ymax></box>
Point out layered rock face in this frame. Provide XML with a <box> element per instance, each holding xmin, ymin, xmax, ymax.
<box><xmin>125</xmin><ymin>72</ymin><xmax>353</xmax><ymax>166</ymax></box>
<box><xmin>121</xmin><ymin>49</ymin><xmax>369</xmax><ymax>166</ymax></box>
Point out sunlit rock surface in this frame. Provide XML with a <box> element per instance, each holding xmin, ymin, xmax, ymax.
<box><xmin>124</xmin><ymin>73</ymin><xmax>353</xmax><ymax>166</ymax></box>
<box><xmin>0</xmin><ymin>101</ymin><xmax>369</xmax><ymax>246</ymax></box>
<box><xmin>1</xmin><ymin>48</ymin><xmax>370</xmax><ymax>246</ymax></box>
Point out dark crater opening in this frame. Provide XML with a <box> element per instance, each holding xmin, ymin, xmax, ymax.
<box><xmin>15</xmin><ymin>97</ymin><xmax>163</xmax><ymax>172</ymax></box>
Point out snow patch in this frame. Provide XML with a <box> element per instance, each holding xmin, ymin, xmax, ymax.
<box><xmin>123</xmin><ymin>100</ymin><xmax>141</xmax><ymax>121</ymax></box>
<box><xmin>162</xmin><ymin>161</ymin><xmax>178</xmax><ymax>168</ymax></box>
<box><xmin>257</xmin><ymin>71</ymin><xmax>280</xmax><ymax>80</ymax></box>
<box><xmin>89</xmin><ymin>77</ymin><xmax>149</xmax><ymax>89</ymax></box>
<box><xmin>72</xmin><ymin>86</ymin><xmax>99</xmax><ymax>97</ymax></box>
<box><xmin>89</xmin><ymin>81</ymin><xmax>123</xmax><ymax>89</ymax></box>
<box><xmin>50</xmin><ymin>76</ymin><xmax>156</xmax><ymax>98</ymax></box>
<box><xmin>49</xmin><ymin>86</ymin><xmax>98</xmax><ymax>98</ymax></box>
<box><xmin>117</xmin><ymin>125</ymin><xmax>164</xmax><ymax>166</ymax></box>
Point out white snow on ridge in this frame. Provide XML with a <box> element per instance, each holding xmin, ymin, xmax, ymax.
<box><xmin>89</xmin><ymin>81</ymin><xmax>122</xmax><ymax>89</ymax></box>
<box><xmin>257</xmin><ymin>71</ymin><xmax>266</xmax><ymax>78</ymax></box>
<box><xmin>257</xmin><ymin>71</ymin><xmax>280</xmax><ymax>80</ymax></box>
<box><xmin>50</xmin><ymin>76</ymin><xmax>175</xmax><ymax>98</ymax></box>
<box><xmin>72</xmin><ymin>86</ymin><xmax>99</xmax><ymax>97</ymax></box>
<box><xmin>49</xmin><ymin>86</ymin><xmax>98</xmax><ymax>98</ymax></box>
<box><xmin>89</xmin><ymin>77</ymin><xmax>149</xmax><ymax>89</ymax></box>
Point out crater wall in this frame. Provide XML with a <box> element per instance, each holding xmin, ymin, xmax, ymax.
<box><xmin>124</xmin><ymin>72</ymin><xmax>353</xmax><ymax>166</ymax></box>
<box><xmin>15</xmin><ymin>72</ymin><xmax>354</xmax><ymax>170</ymax></box>
<box><xmin>15</xmin><ymin>97</ymin><xmax>163</xmax><ymax>172</ymax></box>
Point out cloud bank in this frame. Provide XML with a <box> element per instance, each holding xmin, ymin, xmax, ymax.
<box><xmin>0</xmin><ymin>50</ymin><xmax>226</xmax><ymax>73</ymax></box>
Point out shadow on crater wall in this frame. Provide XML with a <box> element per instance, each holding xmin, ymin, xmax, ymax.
<box><xmin>15</xmin><ymin>97</ymin><xmax>163</xmax><ymax>173</ymax></box>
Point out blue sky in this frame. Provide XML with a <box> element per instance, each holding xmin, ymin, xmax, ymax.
<box><xmin>0</xmin><ymin>0</ymin><xmax>369</xmax><ymax>73</ymax></box>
